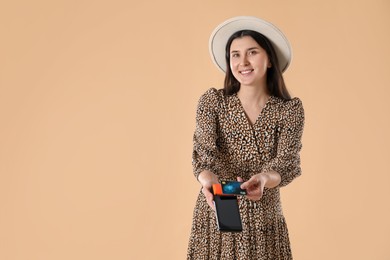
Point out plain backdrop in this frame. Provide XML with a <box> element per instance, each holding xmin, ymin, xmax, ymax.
<box><xmin>1</xmin><ymin>0</ymin><xmax>389</xmax><ymax>259</ymax></box>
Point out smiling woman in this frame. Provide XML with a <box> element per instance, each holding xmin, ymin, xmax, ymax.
<box><xmin>224</xmin><ymin>30</ymin><xmax>291</xmax><ymax>99</ymax></box>
<box><xmin>229</xmin><ymin>36</ymin><xmax>271</xmax><ymax>89</ymax></box>
<box><xmin>187</xmin><ymin>16</ymin><xmax>305</xmax><ymax>260</ymax></box>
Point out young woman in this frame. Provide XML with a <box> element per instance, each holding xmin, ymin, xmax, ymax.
<box><xmin>187</xmin><ymin>16</ymin><xmax>305</xmax><ymax>259</ymax></box>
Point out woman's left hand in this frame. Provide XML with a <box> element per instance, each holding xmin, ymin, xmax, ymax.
<box><xmin>238</xmin><ymin>174</ymin><xmax>268</xmax><ymax>201</ymax></box>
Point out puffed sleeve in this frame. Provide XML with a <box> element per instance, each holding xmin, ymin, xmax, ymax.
<box><xmin>262</xmin><ymin>98</ymin><xmax>305</xmax><ymax>187</ymax></box>
<box><xmin>192</xmin><ymin>88</ymin><xmax>220</xmax><ymax>179</ymax></box>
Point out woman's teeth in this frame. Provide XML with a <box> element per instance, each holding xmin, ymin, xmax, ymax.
<box><xmin>240</xmin><ymin>69</ymin><xmax>253</xmax><ymax>74</ymax></box>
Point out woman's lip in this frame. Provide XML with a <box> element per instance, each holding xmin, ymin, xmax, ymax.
<box><xmin>240</xmin><ymin>69</ymin><xmax>254</xmax><ymax>74</ymax></box>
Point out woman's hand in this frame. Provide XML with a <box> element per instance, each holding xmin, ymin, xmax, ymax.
<box><xmin>238</xmin><ymin>175</ymin><xmax>267</xmax><ymax>201</ymax></box>
<box><xmin>198</xmin><ymin>170</ymin><xmax>219</xmax><ymax>210</ymax></box>
<box><xmin>239</xmin><ymin>171</ymin><xmax>281</xmax><ymax>201</ymax></box>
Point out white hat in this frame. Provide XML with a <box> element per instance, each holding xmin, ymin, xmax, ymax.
<box><xmin>209</xmin><ymin>16</ymin><xmax>292</xmax><ymax>73</ymax></box>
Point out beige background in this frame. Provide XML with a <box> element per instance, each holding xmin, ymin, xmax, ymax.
<box><xmin>1</xmin><ymin>0</ymin><xmax>389</xmax><ymax>259</ymax></box>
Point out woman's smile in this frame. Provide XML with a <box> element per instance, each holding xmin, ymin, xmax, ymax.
<box><xmin>239</xmin><ymin>69</ymin><xmax>254</xmax><ymax>75</ymax></box>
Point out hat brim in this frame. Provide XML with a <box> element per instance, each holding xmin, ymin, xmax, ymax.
<box><xmin>209</xmin><ymin>16</ymin><xmax>292</xmax><ymax>73</ymax></box>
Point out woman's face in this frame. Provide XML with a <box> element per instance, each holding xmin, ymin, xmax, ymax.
<box><xmin>229</xmin><ymin>36</ymin><xmax>271</xmax><ymax>88</ymax></box>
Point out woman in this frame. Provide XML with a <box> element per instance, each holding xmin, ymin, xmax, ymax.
<box><xmin>187</xmin><ymin>16</ymin><xmax>304</xmax><ymax>259</ymax></box>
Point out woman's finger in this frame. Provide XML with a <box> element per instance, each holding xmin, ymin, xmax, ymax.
<box><xmin>202</xmin><ymin>187</ymin><xmax>215</xmax><ymax>210</ymax></box>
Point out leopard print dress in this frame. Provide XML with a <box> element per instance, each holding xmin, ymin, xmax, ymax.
<box><xmin>187</xmin><ymin>88</ymin><xmax>305</xmax><ymax>260</ymax></box>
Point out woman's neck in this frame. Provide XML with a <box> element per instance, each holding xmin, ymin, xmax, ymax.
<box><xmin>237</xmin><ymin>84</ymin><xmax>270</xmax><ymax>108</ymax></box>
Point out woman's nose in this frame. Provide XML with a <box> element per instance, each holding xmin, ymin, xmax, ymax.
<box><xmin>239</xmin><ymin>55</ymin><xmax>249</xmax><ymax>66</ymax></box>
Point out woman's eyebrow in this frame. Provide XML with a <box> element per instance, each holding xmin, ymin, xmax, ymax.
<box><xmin>230</xmin><ymin>46</ymin><xmax>260</xmax><ymax>53</ymax></box>
<box><xmin>247</xmin><ymin>47</ymin><xmax>260</xmax><ymax>51</ymax></box>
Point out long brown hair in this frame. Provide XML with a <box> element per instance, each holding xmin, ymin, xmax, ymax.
<box><xmin>223</xmin><ymin>30</ymin><xmax>291</xmax><ymax>100</ymax></box>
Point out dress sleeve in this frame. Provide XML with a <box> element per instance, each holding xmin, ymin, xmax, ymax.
<box><xmin>192</xmin><ymin>88</ymin><xmax>219</xmax><ymax>179</ymax></box>
<box><xmin>262</xmin><ymin>98</ymin><xmax>305</xmax><ymax>187</ymax></box>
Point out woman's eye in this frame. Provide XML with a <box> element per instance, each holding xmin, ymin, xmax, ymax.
<box><xmin>248</xmin><ymin>50</ymin><xmax>257</xmax><ymax>55</ymax></box>
<box><xmin>231</xmin><ymin>53</ymin><xmax>239</xmax><ymax>58</ymax></box>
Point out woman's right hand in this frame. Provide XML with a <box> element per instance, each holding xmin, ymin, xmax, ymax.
<box><xmin>197</xmin><ymin>170</ymin><xmax>219</xmax><ymax>210</ymax></box>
